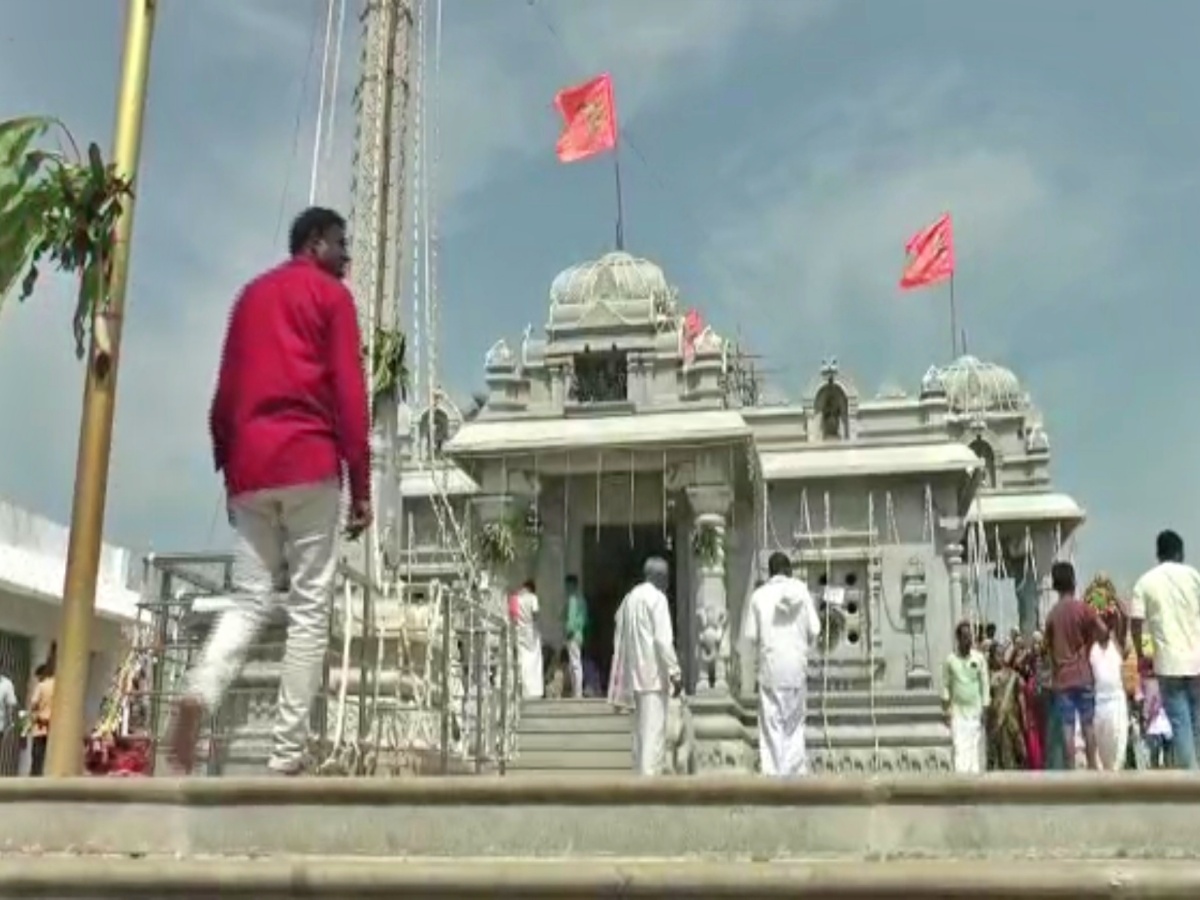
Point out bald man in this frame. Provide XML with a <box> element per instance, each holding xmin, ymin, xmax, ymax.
<box><xmin>608</xmin><ymin>557</ymin><xmax>682</xmax><ymax>775</ymax></box>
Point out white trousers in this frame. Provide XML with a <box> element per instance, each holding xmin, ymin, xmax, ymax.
<box><xmin>567</xmin><ymin>639</ymin><xmax>583</xmax><ymax>698</ymax></box>
<box><xmin>951</xmin><ymin>710</ymin><xmax>984</xmax><ymax>774</ymax></box>
<box><xmin>518</xmin><ymin>639</ymin><xmax>544</xmax><ymax>699</ymax></box>
<box><xmin>632</xmin><ymin>690</ymin><xmax>669</xmax><ymax>776</ymax></box>
<box><xmin>1095</xmin><ymin>694</ymin><xmax>1130</xmax><ymax>771</ymax></box>
<box><xmin>186</xmin><ymin>481</ymin><xmax>340</xmax><ymax>773</ymax></box>
<box><xmin>759</xmin><ymin>686</ymin><xmax>809</xmax><ymax>776</ymax></box>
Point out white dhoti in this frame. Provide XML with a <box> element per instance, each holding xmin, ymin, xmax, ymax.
<box><xmin>950</xmin><ymin>710</ymin><xmax>984</xmax><ymax>774</ymax></box>
<box><xmin>567</xmin><ymin>639</ymin><xmax>583</xmax><ymax>698</ymax></box>
<box><xmin>518</xmin><ymin>637</ymin><xmax>544</xmax><ymax>699</ymax></box>
<box><xmin>632</xmin><ymin>690</ymin><xmax>669</xmax><ymax>776</ymax></box>
<box><xmin>759</xmin><ymin>686</ymin><xmax>808</xmax><ymax>776</ymax></box>
<box><xmin>1095</xmin><ymin>694</ymin><xmax>1129</xmax><ymax>771</ymax></box>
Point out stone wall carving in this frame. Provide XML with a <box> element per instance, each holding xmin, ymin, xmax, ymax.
<box><xmin>809</xmin><ymin>747</ymin><xmax>952</xmax><ymax>775</ymax></box>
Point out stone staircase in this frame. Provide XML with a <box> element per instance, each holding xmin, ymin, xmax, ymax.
<box><xmin>1</xmin><ymin>776</ymin><xmax>1198</xmax><ymax>897</ymax></box>
<box><xmin>511</xmin><ymin>698</ymin><xmax>632</xmax><ymax>775</ymax></box>
<box><xmin>802</xmin><ymin>657</ymin><xmax>951</xmax><ymax>774</ymax></box>
<box><xmin>510</xmin><ymin>660</ymin><xmax>951</xmax><ymax>777</ymax></box>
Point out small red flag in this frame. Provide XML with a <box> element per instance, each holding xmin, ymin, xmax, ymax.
<box><xmin>553</xmin><ymin>73</ymin><xmax>618</xmax><ymax>164</ymax></box>
<box><xmin>899</xmin><ymin>213</ymin><xmax>955</xmax><ymax>290</ymax></box>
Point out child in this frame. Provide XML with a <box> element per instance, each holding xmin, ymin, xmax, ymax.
<box><xmin>1142</xmin><ymin>671</ymin><xmax>1173</xmax><ymax>768</ymax></box>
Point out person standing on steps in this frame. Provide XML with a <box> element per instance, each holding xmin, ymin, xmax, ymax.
<box><xmin>514</xmin><ymin>579</ymin><xmax>544</xmax><ymax>699</ymax></box>
<box><xmin>942</xmin><ymin>620</ymin><xmax>989</xmax><ymax>774</ymax></box>
<box><xmin>564</xmin><ymin>574</ymin><xmax>589</xmax><ymax>699</ymax></box>
<box><xmin>742</xmin><ymin>552</ymin><xmax>821</xmax><ymax>777</ymax></box>
<box><xmin>1044</xmin><ymin>561</ymin><xmax>1101</xmax><ymax>770</ymax></box>
<box><xmin>609</xmin><ymin>557</ymin><xmax>682</xmax><ymax>776</ymax></box>
<box><xmin>1131</xmin><ymin>529</ymin><xmax>1200</xmax><ymax>769</ymax></box>
<box><xmin>167</xmin><ymin>206</ymin><xmax>372</xmax><ymax>776</ymax></box>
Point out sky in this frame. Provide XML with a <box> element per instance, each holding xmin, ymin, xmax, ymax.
<box><xmin>0</xmin><ymin>0</ymin><xmax>1197</xmax><ymax>590</ymax></box>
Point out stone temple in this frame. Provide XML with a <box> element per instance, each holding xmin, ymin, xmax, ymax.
<box><xmin>386</xmin><ymin>250</ymin><xmax>1084</xmax><ymax>774</ymax></box>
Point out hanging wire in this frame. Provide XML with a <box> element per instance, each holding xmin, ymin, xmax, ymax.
<box><xmin>309</xmin><ymin>0</ymin><xmax>338</xmax><ymax>204</ymax></box>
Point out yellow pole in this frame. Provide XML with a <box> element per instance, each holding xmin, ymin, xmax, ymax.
<box><xmin>45</xmin><ymin>0</ymin><xmax>158</xmax><ymax>777</ymax></box>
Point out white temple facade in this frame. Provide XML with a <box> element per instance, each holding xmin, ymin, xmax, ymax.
<box><xmin>398</xmin><ymin>250</ymin><xmax>1084</xmax><ymax>773</ymax></box>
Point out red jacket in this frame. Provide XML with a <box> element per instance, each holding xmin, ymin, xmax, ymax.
<box><xmin>209</xmin><ymin>257</ymin><xmax>371</xmax><ymax>504</ymax></box>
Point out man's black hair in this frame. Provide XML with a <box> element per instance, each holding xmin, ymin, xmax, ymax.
<box><xmin>1051</xmin><ymin>561</ymin><xmax>1076</xmax><ymax>595</ymax></box>
<box><xmin>288</xmin><ymin>206</ymin><xmax>346</xmax><ymax>256</ymax></box>
<box><xmin>1157</xmin><ymin>529</ymin><xmax>1185</xmax><ymax>563</ymax></box>
<box><xmin>767</xmin><ymin>551</ymin><xmax>791</xmax><ymax>578</ymax></box>
<box><xmin>984</xmin><ymin>622</ymin><xmax>997</xmax><ymax>639</ymax></box>
<box><xmin>522</xmin><ymin>578</ymin><xmax>536</xmax><ymax>593</ymax></box>
<box><xmin>564</xmin><ymin>574</ymin><xmax>578</xmax><ymax>587</ymax></box>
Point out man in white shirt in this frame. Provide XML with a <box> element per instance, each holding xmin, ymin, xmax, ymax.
<box><xmin>1130</xmin><ymin>529</ymin><xmax>1200</xmax><ymax>769</ymax></box>
<box><xmin>608</xmin><ymin>557</ymin><xmax>681</xmax><ymax>776</ymax></box>
<box><xmin>742</xmin><ymin>552</ymin><xmax>821</xmax><ymax>776</ymax></box>
<box><xmin>514</xmin><ymin>579</ymin><xmax>544</xmax><ymax>700</ymax></box>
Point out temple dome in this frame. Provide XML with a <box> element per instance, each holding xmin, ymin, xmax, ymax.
<box><xmin>549</xmin><ymin>251</ymin><xmax>671</xmax><ymax>308</ymax></box>
<box><xmin>934</xmin><ymin>355</ymin><xmax>1026</xmax><ymax>414</ymax></box>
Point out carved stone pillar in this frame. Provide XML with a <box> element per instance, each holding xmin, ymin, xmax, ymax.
<box><xmin>943</xmin><ymin>538</ymin><xmax>965</xmax><ymax>627</ymax></box>
<box><xmin>687</xmin><ymin>485</ymin><xmax>733</xmax><ymax>695</ymax></box>
<box><xmin>1014</xmin><ymin>567</ymin><xmax>1040</xmax><ymax>637</ymax></box>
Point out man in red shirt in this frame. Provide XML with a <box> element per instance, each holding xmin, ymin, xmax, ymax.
<box><xmin>168</xmin><ymin>207</ymin><xmax>371</xmax><ymax>775</ymax></box>
<box><xmin>1043</xmin><ymin>561</ymin><xmax>1100</xmax><ymax>770</ymax></box>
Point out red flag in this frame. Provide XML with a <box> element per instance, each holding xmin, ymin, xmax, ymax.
<box><xmin>553</xmin><ymin>73</ymin><xmax>618</xmax><ymax>163</ymax></box>
<box><xmin>681</xmin><ymin>308</ymin><xmax>703</xmax><ymax>363</ymax></box>
<box><xmin>899</xmin><ymin>213</ymin><xmax>955</xmax><ymax>290</ymax></box>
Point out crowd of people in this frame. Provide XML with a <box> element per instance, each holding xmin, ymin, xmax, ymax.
<box><xmin>945</xmin><ymin>529</ymin><xmax>1200</xmax><ymax>773</ymax></box>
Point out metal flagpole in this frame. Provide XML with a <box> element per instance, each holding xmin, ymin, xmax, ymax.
<box><xmin>612</xmin><ymin>145</ymin><xmax>625</xmax><ymax>251</ymax></box>
<box><xmin>46</xmin><ymin>0</ymin><xmax>158</xmax><ymax>776</ymax></box>
<box><xmin>948</xmin><ymin>273</ymin><xmax>958</xmax><ymax>359</ymax></box>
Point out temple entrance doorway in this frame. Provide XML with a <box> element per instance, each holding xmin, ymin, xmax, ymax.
<box><xmin>581</xmin><ymin>524</ymin><xmax>675</xmax><ymax>694</ymax></box>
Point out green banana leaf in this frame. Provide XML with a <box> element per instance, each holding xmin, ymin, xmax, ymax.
<box><xmin>0</xmin><ymin>117</ymin><xmax>54</xmax><ymax>309</ymax></box>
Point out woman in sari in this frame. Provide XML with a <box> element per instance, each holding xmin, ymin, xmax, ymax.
<box><xmin>1014</xmin><ymin>645</ymin><xmax>1045</xmax><ymax>769</ymax></box>
<box><xmin>987</xmin><ymin>644</ymin><xmax>1028</xmax><ymax>770</ymax></box>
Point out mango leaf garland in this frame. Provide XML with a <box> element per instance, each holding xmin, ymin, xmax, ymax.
<box><xmin>363</xmin><ymin>325</ymin><xmax>408</xmax><ymax>416</ymax></box>
<box><xmin>0</xmin><ymin>116</ymin><xmax>134</xmax><ymax>358</ymax></box>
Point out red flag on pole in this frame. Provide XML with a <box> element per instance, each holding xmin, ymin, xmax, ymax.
<box><xmin>899</xmin><ymin>213</ymin><xmax>955</xmax><ymax>290</ymax></box>
<box><xmin>553</xmin><ymin>73</ymin><xmax>618</xmax><ymax>163</ymax></box>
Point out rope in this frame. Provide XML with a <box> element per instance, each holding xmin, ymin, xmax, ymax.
<box><xmin>309</xmin><ymin>0</ymin><xmax>337</xmax><ymax>205</ymax></box>
<box><xmin>864</xmin><ymin>492</ymin><xmax>879</xmax><ymax>763</ymax></box>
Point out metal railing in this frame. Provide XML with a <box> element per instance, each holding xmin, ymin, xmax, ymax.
<box><xmin>133</xmin><ymin>551</ymin><xmax>518</xmax><ymax>776</ymax></box>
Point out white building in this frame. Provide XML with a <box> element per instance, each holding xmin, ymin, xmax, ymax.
<box><xmin>0</xmin><ymin>499</ymin><xmax>141</xmax><ymax>774</ymax></box>
<box><xmin>395</xmin><ymin>250</ymin><xmax>1084</xmax><ymax>774</ymax></box>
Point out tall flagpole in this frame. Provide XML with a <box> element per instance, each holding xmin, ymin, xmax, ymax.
<box><xmin>45</xmin><ymin>0</ymin><xmax>158</xmax><ymax>776</ymax></box>
<box><xmin>948</xmin><ymin>274</ymin><xmax>958</xmax><ymax>359</ymax></box>
<box><xmin>612</xmin><ymin>144</ymin><xmax>625</xmax><ymax>251</ymax></box>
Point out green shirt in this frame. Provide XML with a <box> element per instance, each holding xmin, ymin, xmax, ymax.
<box><xmin>566</xmin><ymin>592</ymin><xmax>588</xmax><ymax>641</ymax></box>
<box><xmin>942</xmin><ymin>649</ymin><xmax>990</xmax><ymax>715</ymax></box>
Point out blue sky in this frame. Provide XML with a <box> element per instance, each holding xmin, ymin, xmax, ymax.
<box><xmin>0</xmin><ymin>0</ymin><xmax>1196</xmax><ymax>589</ymax></box>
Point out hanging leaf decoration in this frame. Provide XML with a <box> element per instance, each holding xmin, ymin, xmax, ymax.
<box><xmin>0</xmin><ymin>116</ymin><xmax>134</xmax><ymax>358</ymax></box>
<box><xmin>362</xmin><ymin>325</ymin><xmax>408</xmax><ymax>417</ymax></box>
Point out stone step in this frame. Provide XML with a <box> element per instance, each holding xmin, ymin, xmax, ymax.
<box><xmin>521</xmin><ymin>698</ymin><xmax>624</xmax><ymax>717</ymax></box>
<box><xmin>3</xmin><ymin>776</ymin><xmax>1197</xmax><ymax>864</ymax></box>
<box><xmin>509</xmin><ymin>749</ymin><xmax>631</xmax><ymax>770</ymax></box>
<box><xmin>519</xmin><ymin>730</ymin><xmax>631</xmax><ymax>752</ymax></box>
<box><xmin>518</xmin><ymin>711</ymin><xmax>632</xmax><ymax>734</ymax></box>
<box><xmin>1</xmin><ymin>857</ymin><xmax>1194</xmax><ymax>898</ymax></box>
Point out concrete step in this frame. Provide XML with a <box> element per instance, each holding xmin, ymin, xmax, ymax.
<box><xmin>1</xmin><ymin>857</ymin><xmax>1195</xmax><ymax>898</ymax></box>
<box><xmin>509</xmin><ymin>749</ymin><xmax>631</xmax><ymax>770</ymax></box>
<box><xmin>518</xmin><ymin>712</ymin><xmax>632</xmax><ymax>734</ymax></box>
<box><xmin>521</xmin><ymin>699</ymin><xmax>625</xmax><ymax>717</ymax></box>
<box><xmin>518</xmin><ymin>730</ymin><xmax>631</xmax><ymax>752</ymax></box>
<box><xmin>4</xmin><ymin>775</ymin><xmax>1198</xmax><ymax>863</ymax></box>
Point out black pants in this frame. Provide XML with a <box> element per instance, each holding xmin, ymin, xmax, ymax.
<box><xmin>30</xmin><ymin>736</ymin><xmax>47</xmax><ymax>777</ymax></box>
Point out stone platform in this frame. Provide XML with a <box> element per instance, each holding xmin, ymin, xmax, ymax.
<box><xmin>0</xmin><ymin>775</ymin><xmax>1197</xmax><ymax>897</ymax></box>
